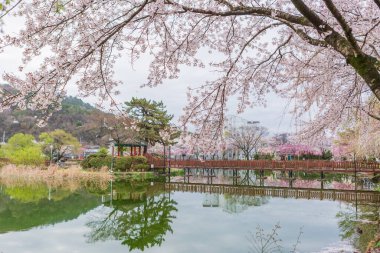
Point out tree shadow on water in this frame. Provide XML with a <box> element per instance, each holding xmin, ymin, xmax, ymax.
<box><xmin>86</xmin><ymin>194</ymin><xmax>177</xmax><ymax>251</ymax></box>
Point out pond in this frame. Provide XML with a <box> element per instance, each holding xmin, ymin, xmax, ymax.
<box><xmin>0</xmin><ymin>171</ymin><xmax>379</xmax><ymax>253</ymax></box>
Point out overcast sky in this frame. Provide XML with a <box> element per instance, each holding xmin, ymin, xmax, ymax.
<box><xmin>0</xmin><ymin>15</ymin><xmax>298</xmax><ymax>135</ymax></box>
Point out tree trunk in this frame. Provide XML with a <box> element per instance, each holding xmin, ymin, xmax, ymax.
<box><xmin>347</xmin><ymin>54</ymin><xmax>380</xmax><ymax>101</ymax></box>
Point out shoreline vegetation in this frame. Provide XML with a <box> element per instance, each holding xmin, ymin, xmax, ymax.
<box><xmin>0</xmin><ymin>164</ymin><xmax>112</xmax><ymax>188</ymax></box>
<box><xmin>0</xmin><ymin>163</ymin><xmax>162</xmax><ymax>185</ymax></box>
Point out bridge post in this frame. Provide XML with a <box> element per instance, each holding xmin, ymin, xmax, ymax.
<box><xmin>232</xmin><ymin>169</ymin><xmax>239</xmax><ymax>185</ymax></box>
<box><xmin>168</xmin><ymin>146</ymin><xmax>171</xmax><ymax>176</ymax></box>
<box><xmin>320</xmin><ymin>171</ymin><xmax>325</xmax><ymax>180</ymax></box>
<box><xmin>206</xmin><ymin>168</ymin><xmax>215</xmax><ymax>184</ymax></box>
<box><xmin>183</xmin><ymin>168</ymin><xmax>191</xmax><ymax>183</ymax></box>
<box><xmin>259</xmin><ymin>169</ymin><xmax>265</xmax><ymax>179</ymax></box>
<box><xmin>289</xmin><ymin>178</ymin><xmax>293</xmax><ymax>188</ymax></box>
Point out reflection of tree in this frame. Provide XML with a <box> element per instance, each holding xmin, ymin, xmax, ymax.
<box><xmin>202</xmin><ymin>193</ymin><xmax>269</xmax><ymax>213</ymax></box>
<box><xmin>87</xmin><ymin>194</ymin><xmax>177</xmax><ymax>251</ymax></box>
<box><xmin>3</xmin><ymin>184</ymin><xmax>74</xmax><ymax>203</ymax></box>
<box><xmin>0</xmin><ymin>189</ymin><xmax>100</xmax><ymax>233</ymax></box>
<box><xmin>222</xmin><ymin>194</ymin><xmax>268</xmax><ymax>214</ymax></box>
<box><xmin>337</xmin><ymin>203</ymin><xmax>380</xmax><ymax>253</ymax></box>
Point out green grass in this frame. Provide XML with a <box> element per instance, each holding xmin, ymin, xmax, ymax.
<box><xmin>168</xmin><ymin>168</ymin><xmax>184</xmax><ymax>176</ymax></box>
<box><xmin>113</xmin><ymin>171</ymin><xmax>155</xmax><ymax>181</ymax></box>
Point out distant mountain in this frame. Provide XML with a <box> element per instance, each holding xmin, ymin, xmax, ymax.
<box><xmin>0</xmin><ymin>93</ymin><xmax>117</xmax><ymax>145</ymax></box>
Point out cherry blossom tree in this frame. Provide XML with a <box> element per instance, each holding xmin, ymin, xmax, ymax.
<box><xmin>276</xmin><ymin>143</ymin><xmax>322</xmax><ymax>159</ymax></box>
<box><xmin>332</xmin><ymin>116</ymin><xmax>380</xmax><ymax>160</ymax></box>
<box><xmin>0</xmin><ymin>0</ymin><xmax>379</xmax><ymax>140</ymax></box>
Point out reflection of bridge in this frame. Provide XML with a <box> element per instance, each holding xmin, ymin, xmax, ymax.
<box><xmin>164</xmin><ymin>182</ymin><xmax>380</xmax><ymax>204</ymax></box>
<box><xmin>147</xmin><ymin>156</ymin><xmax>380</xmax><ymax>174</ymax></box>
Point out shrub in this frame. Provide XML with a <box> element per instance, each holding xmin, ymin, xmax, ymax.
<box><xmin>125</xmin><ymin>156</ymin><xmax>133</xmax><ymax>168</ymax></box>
<box><xmin>132</xmin><ymin>156</ymin><xmax>147</xmax><ymax>165</ymax></box>
<box><xmin>253</xmin><ymin>153</ymin><xmax>274</xmax><ymax>160</ymax></box>
<box><xmin>114</xmin><ymin>157</ymin><xmax>132</xmax><ymax>172</ymax></box>
<box><xmin>81</xmin><ymin>154</ymin><xmax>96</xmax><ymax>168</ymax></box>
<box><xmin>132</xmin><ymin>164</ymin><xmax>150</xmax><ymax>172</ymax></box>
<box><xmin>97</xmin><ymin>147</ymin><xmax>109</xmax><ymax>156</ymax></box>
<box><xmin>81</xmin><ymin>154</ymin><xmax>149</xmax><ymax>172</ymax></box>
<box><xmin>81</xmin><ymin>154</ymin><xmax>112</xmax><ymax>170</ymax></box>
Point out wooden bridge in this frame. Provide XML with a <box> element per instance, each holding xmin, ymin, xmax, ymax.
<box><xmin>147</xmin><ymin>156</ymin><xmax>380</xmax><ymax>174</ymax></box>
<box><xmin>164</xmin><ymin>182</ymin><xmax>380</xmax><ymax>204</ymax></box>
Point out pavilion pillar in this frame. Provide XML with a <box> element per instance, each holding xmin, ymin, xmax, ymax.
<box><xmin>138</xmin><ymin>146</ymin><xmax>141</xmax><ymax>156</ymax></box>
<box><xmin>143</xmin><ymin>145</ymin><xmax>147</xmax><ymax>154</ymax></box>
<box><xmin>130</xmin><ymin>147</ymin><xmax>133</xmax><ymax>156</ymax></box>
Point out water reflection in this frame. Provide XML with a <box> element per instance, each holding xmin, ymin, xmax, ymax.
<box><xmin>86</xmin><ymin>194</ymin><xmax>177</xmax><ymax>251</ymax></box>
<box><xmin>202</xmin><ymin>193</ymin><xmax>268</xmax><ymax>214</ymax></box>
<box><xmin>0</xmin><ymin>186</ymin><xmax>100</xmax><ymax>233</ymax></box>
<box><xmin>0</xmin><ymin>173</ymin><xmax>378</xmax><ymax>253</ymax></box>
<box><xmin>177</xmin><ymin>168</ymin><xmax>378</xmax><ymax>191</ymax></box>
<box><xmin>246</xmin><ymin>223</ymin><xmax>303</xmax><ymax>253</ymax></box>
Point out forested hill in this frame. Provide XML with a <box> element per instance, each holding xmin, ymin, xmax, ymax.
<box><xmin>0</xmin><ymin>95</ymin><xmax>116</xmax><ymax>145</ymax></box>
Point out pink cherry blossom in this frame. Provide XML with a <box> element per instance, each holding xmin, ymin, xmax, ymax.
<box><xmin>0</xmin><ymin>0</ymin><xmax>378</xmax><ymax>143</ymax></box>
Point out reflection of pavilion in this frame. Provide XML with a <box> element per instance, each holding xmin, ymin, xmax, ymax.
<box><xmin>222</xmin><ymin>195</ymin><xmax>249</xmax><ymax>214</ymax></box>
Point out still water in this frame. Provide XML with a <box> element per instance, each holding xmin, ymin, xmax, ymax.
<box><xmin>0</xmin><ymin>172</ymin><xmax>378</xmax><ymax>253</ymax></box>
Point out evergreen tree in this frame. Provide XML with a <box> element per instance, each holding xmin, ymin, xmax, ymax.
<box><xmin>124</xmin><ymin>98</ymin><xmax>178</xmax><ymax>152</ymax></box>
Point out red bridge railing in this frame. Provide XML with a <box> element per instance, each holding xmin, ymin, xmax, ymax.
<box><xmin>145</xmin><ymin>155</ymin><xmax>380</xmax><ymax>173</ymax></box>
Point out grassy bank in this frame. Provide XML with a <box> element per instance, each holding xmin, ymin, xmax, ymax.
<box><xmin>112</xmin><ymin>171</ymin><xmax>156</xmax><ymax>181</ymax></box>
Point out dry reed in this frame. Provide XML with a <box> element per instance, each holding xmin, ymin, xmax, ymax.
<box><xmin>0</xmin><ymin>164</ymin><xmax>112</xmax><ymax>191</ymax></box>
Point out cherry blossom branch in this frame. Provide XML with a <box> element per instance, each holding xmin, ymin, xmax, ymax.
<box><xmin>166</xmin><ymin>0</ymin><xmax>313</xmax><ymax>27</ymax></box>
<box><xmin>214</xmin><ymin>0</ymin><xmax>234</xmax><ymax>10</ymax></box>
<box><xmin>0</xmin><ymin>0</ymin><xmax>22</xmax><ymax>19</ymax></box>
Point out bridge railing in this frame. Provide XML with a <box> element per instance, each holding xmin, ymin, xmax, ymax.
<box><xmin>165</xmin><ymin>182</ymin><xmax>380</xmax><ymax>203</ymax></box>
<box><xmin>145</xmin><ymin>155</ymin><xmax>380</xmax><ymax>172</ymax></box>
